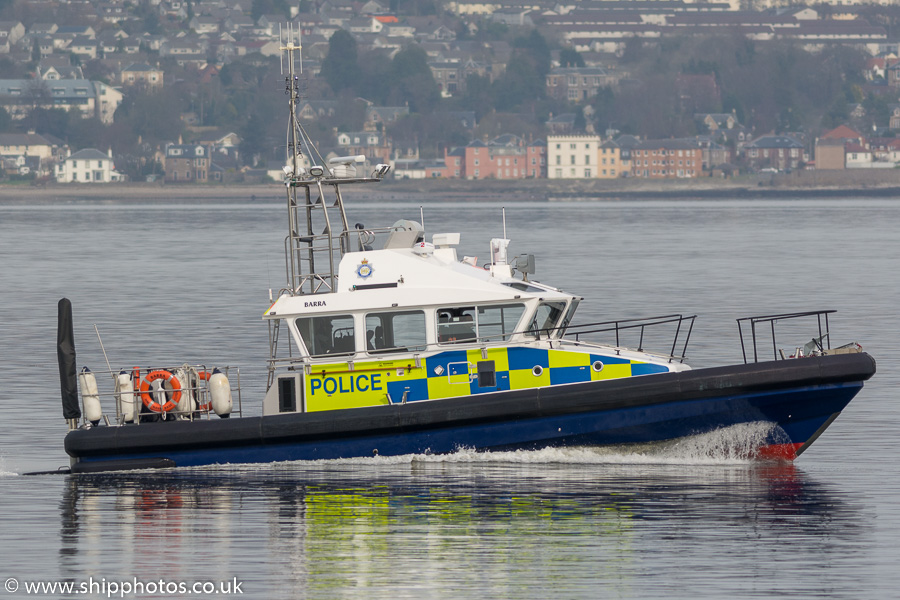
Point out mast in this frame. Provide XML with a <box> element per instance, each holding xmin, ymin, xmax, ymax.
<box><xmin>278</xmin><ymin>26</ymin><xmax>391</xmax><ymax>298</ymax></box>
<box><xmin>269</xmin><ymin>27</ymin><xmax>392</xmax><ymax>388</ymax></box>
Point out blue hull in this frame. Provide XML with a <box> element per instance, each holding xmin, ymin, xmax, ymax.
<box><xmin>66</xmin><ymin>353</ymin><xmax>874</xmax><ymax>472</ymax></box>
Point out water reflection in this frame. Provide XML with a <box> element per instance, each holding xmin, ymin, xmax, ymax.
<box><xmin>58</xmin><ymin>458</ymin><xmax>868</xmax><ymax>599</ymax></box>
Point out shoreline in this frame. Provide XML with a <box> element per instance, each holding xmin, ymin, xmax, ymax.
<box><xmin>2</xmin><ymin>172</ymin><xmax>900</xmax><ymax>202</ymax></box>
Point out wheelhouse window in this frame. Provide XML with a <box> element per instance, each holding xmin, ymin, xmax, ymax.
<box><xmin>477</xmin><ymin>304</ymin><xmax>525</xmax><ymax>342</ymax></box>
<box><xmin>559</xmin><ymin>299</ymin><xmax>580</xmax><ymax>337</ymax></box>
<box><xmin>365</xmin><ymin>310</ymin><xmax>426</xmax><ymax>353</ymax></box>
<box><xmin>438</xmin><ymin>304</ymin><xmax>526</xmax><ymax>344</ymax></box>
<box><xmin>438</xmin><ymin>306</ymin><xmax>476</xmax><ymax>344</ymax></box>
<box><xmin>295</xmin><ymin>314</ymin><xmax>355</xmax><ymax>357</ymax></box>
<box><xmin>527</xmin><ymin>302</ymin><xmax>568</xmax><ymax>338</ymax></box>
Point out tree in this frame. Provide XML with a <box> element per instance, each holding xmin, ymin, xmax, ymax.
<box><xmin>0</xmin><ymin>106</ymin><xmax>11</xmax><ymax>133</ymax></box>
<box><xmin>513</xmin><ymin>30</ymin><xmax>551</xmax><ymax>79</ymax></box>
<box><xmin>114</xmin><ymin>89</ymin><xmax>185</xmax><ymax>146</ymax></box>
<box><xmin>251</xmin><ymin>0</ymin><xmax>291</xmax><ymax>21</ymax></box>
<box><xmin>357</xmin><ymin>49</ymin><xmax>394</xmax><ymax>105</ymax></box>
<box><xmin>387</xmin><ymin>45</ymin><xmax>440</xmax><ymax>113</ymax></box>
<box><xmin>453</xmin><ymin>74</ymin><xmax>494</xmax><ymax>119</ymax></box>
<box><xmin>321</xmin><ymin>30</ymin><xmax>362</xmax><ymax>95</ymax></box>
<box><xmin>559</xmin><ymin>48</ymin><xmax>585</xmax><ymax>68</ymax></box>
<box><xmin>388</xmin><ymin>113</ymin><xmax>468</xmax><ymax>158</ymax></box>
<box><xmin>239</xmin><ymin>112</ymin><xmax>269</xmax><ymax>166</ymax></box>
<box><xmin>492</xmin><ymin>53</ymin><xmax>545</xmax><ymax>111</ymax></box>
<box><xmin>0</xmin><ymin>57</ymin><xmax>28</xmax><ymax>78</ymax></box>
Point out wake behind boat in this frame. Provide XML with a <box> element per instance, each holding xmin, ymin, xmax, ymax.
<box><xmin>56</xmin><ymin>34</ymin><xmax>875</xmax><ymax>474</ymax></box>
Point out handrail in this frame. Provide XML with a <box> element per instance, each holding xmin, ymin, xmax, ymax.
<box><xmin>563</xmin><ymin>314</ymin><xmax>696</xmax><ymax>363</ymax></box>
<box><xmin>736</xmin><ymin>310</ymin><xmax>835</xmax><ymax>363</ymax></box>
<box><xmin>74</xmin><ymin>365</ymin><xmax>242</xmax><ymax>426</ymax></box>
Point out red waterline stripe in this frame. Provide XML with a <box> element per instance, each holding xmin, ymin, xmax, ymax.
<box><xmin>756</xmin><ymin>443</ymin><xmax>803</xmax><ymax>461</ymax></box>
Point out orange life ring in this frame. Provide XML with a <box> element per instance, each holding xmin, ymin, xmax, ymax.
<box><xmin>140</xmin><ymin>370</ymin><xmax>183</xmax><ymax>413</ymax></box>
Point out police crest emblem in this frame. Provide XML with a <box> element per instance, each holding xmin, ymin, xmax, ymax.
<box><xmin>356</xmin><ymin>258</ymin><xmax>373</xmax><ymax>279</ymax></box>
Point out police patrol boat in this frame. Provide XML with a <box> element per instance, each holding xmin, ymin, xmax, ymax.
<box><xmin>57</xmin><ymin>37</ymin><xmax>875</xmax><ymax>474</ymax></box>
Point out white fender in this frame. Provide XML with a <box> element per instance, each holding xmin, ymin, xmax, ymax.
<box><xmin>79</xmin><ymin>367</ymin><xmax>102</xmax><ymax>425</ymax></box>
<box><xmin>116</xmin><ymin>371</ymin><xmax>136</xmax><ymax>423</ymax></box>
<box><xmin>208</xmin><ymin>368</ymin><xmax>233</xmax><ymax>418</ymax></box>
<box><xmin>173</xmin><ymin>367</ymin><xmax>196</xmax><ymax>418</ymax></box>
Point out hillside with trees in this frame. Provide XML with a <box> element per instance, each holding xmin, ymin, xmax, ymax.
<box><xmin>0</xmin><ymin>0</ymin><xmax>890</xmax><ymax>180</ymax></box>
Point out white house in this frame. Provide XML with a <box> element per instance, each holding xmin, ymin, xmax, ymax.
<box><xmin>547</xmin><ymin>134</ymin><xmax>602</xmax><ymax>179</ymax></box>
<box><xmin>55</xmin><ymin>148</ymin><xmax>124</xmax><ymax>183</ymax></box>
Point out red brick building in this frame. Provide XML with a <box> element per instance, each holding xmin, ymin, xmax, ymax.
<box><xmin>463</xmin><ymin>135</ymin><xmax>545</xmax><ymax>179</ymax></box>
<box><xmin>629</xmin><ymin>139</ymin><xmax>702</xmax><ymax>178</ymax></box>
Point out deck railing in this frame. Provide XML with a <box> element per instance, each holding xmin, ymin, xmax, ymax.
<box><xmin>75</xmin><ymin>365</ymin><xmax>242</xmax><ymax>427</ymax></box>
<box><xmin>736</xmin><ymin>310</ymin><xmax>835</xmax><ymax>364</ymax></box>
<box><xmin>562</xmin><ymin>314</ymin><xmax>696</xmax><ymax>363</ymax></box>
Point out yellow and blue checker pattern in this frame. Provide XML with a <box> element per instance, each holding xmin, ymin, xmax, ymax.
<box><xmin>305</xmin><ymin>347</ymin><xmax>672</xmax><ymax>411</ymax></box>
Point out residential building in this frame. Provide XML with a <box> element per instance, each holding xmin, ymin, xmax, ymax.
<box><xmin>844</xmin><ymin>143</ymin><xmax>870</xmax><ymax>167</ymax></box>
<box><xmin>392</xmin><ymin>158</ymin><xmax>451</xmax><ymax>179</ymax></box>
<box><xmin>629</xmin><ymin>139</ymin><xmax>703</xmax><ymax>179</ymax></box>
<box><xmin>744</xmin><ymin>135</ymin><xmax>806</xmax><ymax>171</ymax></box>
<box><xmin>430</xmin><ymin>62</ymin><xmax>462</xmax><ymax>96</ymax></box>
<box><xmin>695</xmin><ymin>136</ymin><xmax>731</xmax><ymax>170</ymax></box>
<box><xmin>440</xmin><ymin>147</ymin><xmax>466</xmax><ymax>178</ymax></box>
<box><xmin>0</xmin><ymin>132</ymin><xmax>65</xmax><ymax>162</ymax></box>
<box><xmin>614</xmin><ymin>134</ymin><xmax>642</xmax><ymax>173</ymax></box>
<box><xmin>55</xmin><ymin>148</ymin><xmax>123</xmax><ymax>183</ymax></box>
<box><xmin>0</xmin><ymin>21</ymin><xmax>26</xmax><ymax>53</ymax></box>
<box><xmin>365</xmin><ymin>106</ymin><xmax>409</xmax><ymax>129</ymax></box>
<box><xmin>868</xmin><ymin>137</ymin><xmax>900</xmax><ymax>164</ymax></box>
<box><xmin>546</xmin><ymin>113</ymin><xmax>576</xmax><ymax>134</ymax></box>
<box><xmin>463</xmin><ymin>135</ymin><xmax>545</xmax><ymax>179</ymax></box>
<box><xmin>547</xmin><ymin>135</ymin><xmax>601</xmax><ymax>179</ymax></box>
<box><xmin>299</xmin><ymin>100</ymin><xmax>337</xmax><ymax>120</ymax></box>
<box><xmin>0</xmin><ymin>79</ymin><xmax>123</xmax><ymax>124</ymax></box>
<box><xmin>121</xmin><ymin>63</ymin><xmax>164</xmax><ymax>90</ymax></box>
<box><xmin>820</xmin><ymin>125</ymin><xmax>864</xmax><ymax>146</ymax></box>
<box><xmin>164</xmin><ymin>143</ymin><xmax>210</xmax><ymax>182</ymax></box>
<box><xmin>336</xmin><ymin>130</ymin><xmax>392</xmax><ymax>166</ymax></box>
<box><xmin>37</xmin><ymin>62</ymin><xmax>84</xmax><ymax>80</ymax></box>
<box><xmin>597</xmin><ymin>140</ymin><xmax>620</xmax><ymax>178</ymax></box>
<box><xmin>695</xmin><ymin>113</ymin><xmax>739</xmax><ymax>132</ymax></box>
<box><xmin>94</xmin><ymin>82</ymin><xmax>124</xmax><ymax>124</ymax></box>
<box><xmin>814</xmin><ymin>138</ymin><xmax>845</xmax><ymax>169</ymax></box>
<box><xmin>546</xmin><ymin>67</ymin><xmax>616</xmax><ymax>103</ymax></box>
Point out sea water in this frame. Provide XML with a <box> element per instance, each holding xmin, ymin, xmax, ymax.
<box><xmin>0</xmin><ymin>195</ymin><xmax>898</xmax><ymax>599</ymax></box>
